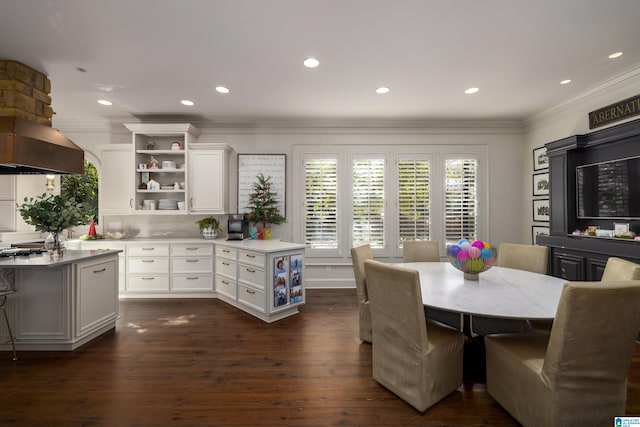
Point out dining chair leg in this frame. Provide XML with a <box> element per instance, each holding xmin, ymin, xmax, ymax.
<box><xmin>1</xmin><ymin>294</ymin><xmax>18</xmax><ymax>361</ymax></box>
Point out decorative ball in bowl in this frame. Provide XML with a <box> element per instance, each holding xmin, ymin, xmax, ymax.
<box><xmin>447</xmin><ymin>239</ymin><xmax>497</xmax><ymax>281</ymax></box>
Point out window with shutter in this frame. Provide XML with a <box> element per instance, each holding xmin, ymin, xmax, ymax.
<box><xmin>303</xmin><ymin>158</ymin><xmax>338</xmax><ymax>249</ymax></box>
<box><xmin>444</xmin><ymin>158</ymin><xmax>478</xmax><ymax>244</ymax></box>
<box><xmin>352</xmin><ymin>158</ymin><xmax>385</xmax><ymax>248</ymax></box>
<box><xmin>397</xmin><ymin>158</ymin><xmax>431</xmax><ymax>245</ymax></box>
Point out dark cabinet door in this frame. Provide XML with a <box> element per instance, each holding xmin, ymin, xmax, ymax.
<box><xmin>552</xmin><ymin>251</ymin><xmax>585</xmax><ymax>281</ymax></box>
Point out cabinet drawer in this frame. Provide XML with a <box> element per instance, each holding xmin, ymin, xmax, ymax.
<box><xmin>127</xmin><ymin>244</ymin><xmax>170</xmax><ymax>256</ymax></box>
<box><xmin>238</xmin><ymin>283</ymin><xmax>266</xmax><ymax>312</ymax></box>
<box><xmin>127</xmin><ymin>275</ymin><xmax>170</xmax><ymax>291</ymax></box>
<box><xmin>215</xmin><ymin>258</ymin><xmax>237</xmax><ymax>279</ymax></box>
<box><xmin>216</xmin><ymin>246</ymin><xmax>237</xmax><ymax>260</ymax></box>
<box><xmin>171</xmin><ymin>244</ymin><xmax>213</xmax><ymax>256</ymax></box>
<box><xmin>172</xmin><ymin>275</ymin><xmax>213</xmax><ymax>291</ymax></box>
<box><xmin>215</xmin><ymin>275</ymin><xmax>237</xmax><ymax>299</ymax></box>
<box><xmin>238</xmin><ymin>264</ymin><xmax>265</xmax><ymax>289</ymax></box>
<box><xmin>128</xmin><ymin>257</ymin><xmax>170</xmax><ymax>274</ymax></box>
<box><xmin>80</xmin><ymin>241</ymin><xmax>126</xmax><ymax>252</ymax></box>
<box><xmin>172</xmin><ymin>257</ymin><xmax>213</xmax><ymax>273</ymax></box>
<box><xmin>238</xmin><ymin>250</ymin><xmax>265</xmax><ymax>267</ymax></box>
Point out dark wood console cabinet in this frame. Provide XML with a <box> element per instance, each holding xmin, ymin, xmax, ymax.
<box><xmin>536</xmin><ymin>119</ymin><xmax>640</xmax><ymax>280</ymax></box>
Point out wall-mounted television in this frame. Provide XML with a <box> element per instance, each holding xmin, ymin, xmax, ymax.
<box><xmin>576</xmin><ymin>155</ymin><xmax>640</xmax><ymax>219</ymax></box>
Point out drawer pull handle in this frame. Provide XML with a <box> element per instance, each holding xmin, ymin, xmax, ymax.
<box><xmin>142</xmin><ymin>260</ymin><xmax>155</xmax><ymax>263</ymax></box>
<box><xmin>246</xmin><ymin>268</ymin><xmax>256</xmax><ymax>273</ymax></box>
<box><xmin>186</xmin><ymin>247</ymin><xmax>198</xmax><ymax>251</ymax></box>
<box><xmin>142</xmin><ymin>248</ymin><xmax>155</xmax><ymax>251</ymax></box>
<box><xmin>222</xmin><ymin>262</ymin><xmax>230</xmax><ymax>266</ymax></box>
<box><xmin>186</xmin><ymin>259</ymin><xmax>198</xmax><ymax>263</ymax></box>
<box><xmin>186</xmin><ymin>277</ymin><xmax>198</xmax><ymax>280</ymax></box>
<box><xmin>93</xmin><ymin>268</ymin><xmax>106</xmax><ymax>273</ymax></box>
<box><xmin>221</xmin><ymin>280</ymin><xmax>230</xmax><ymax>285</ymax></box>
<box><xmin>245</xmin><ymin>289</ymin><xmax>256</xmax><ymax>295</ymax></box>
<box><xmin>245</xmin><ymin>254</ymin><xmax>256</xmax><ymax>258</ymax></box>
<box><xmin>142</xmin><ymin>277</ymin><xmax>154</xmax><ymax>281</ymax></box>
<box><xmin>223</xmin><ymin>249</ymin><xmax>230</xmax><ymax>253</ymax></box>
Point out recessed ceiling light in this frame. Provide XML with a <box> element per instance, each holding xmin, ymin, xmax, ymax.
<box><xmin>464</xmin><ymin>87</ymin><xmax>479</xmax><ymax>95</ymax></box>
<box><xmin>215</xmin><ymin>86</ymin><xmax>230</xmax><ymax>94</ymax></box>
<box><xmin>97</xmin><ymin>99</ymin><xmax>112</xmax><ymax>106</ymax></box>
<box><xmin>608</xmin><ymin>51</ymin><xmax>623</xmax><ymax>59</ymax></box>
<box><xmin>303</xmin><ymin>57</ymin><xmax>320</xmax><ymax>68</ymax></box>
<box><xmin>560</xmin><ymin>79</ymin><xmax>572</xmax><ymax>85</ymax></box>
<box><xmin>376</xmin><ymin>87</ymin><xmax>390</xmax><ymax>94</ymax></box>
<box><xmin>181</xmin><ymin>100</ymin><xmax>194</xmax><ymax>106</ymax></box>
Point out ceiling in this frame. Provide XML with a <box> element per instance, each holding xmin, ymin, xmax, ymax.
<box><xmin>1</xmin><ymin>0</ymin><xmax>640</xmax><ymax>125</ymax></box>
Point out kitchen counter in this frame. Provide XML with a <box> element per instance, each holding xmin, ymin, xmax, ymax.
<box><xmin>0</xmin><ymin>249</ymin><xmax>121</xmax><ymax>268</ymax></box>
<box><xmin>0</xmin><ymin>250</ymin><xmax>120</xmax><ymax>351</ymax></box>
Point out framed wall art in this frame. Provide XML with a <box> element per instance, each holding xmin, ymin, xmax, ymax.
<box><xmin>532</xmin><ymin>225</ymin><xmax>550</xmax><ymax>244</ymax></box>
<box><xmin>532</xmin><ymin>172</ymin><xmax>549</xmax><ymax>196</ymax></box>
<box><xmin>533</xmin><ymin>199</ymin><xmax>550</xmax><ymax>222</ymax></box>
<box><xmin>533</xmin><ymin>146</ymin><xmax>549</xmax><ymax>171</ymax></box>
<box><xmin>237</xmin><ymin>154</ymin><xmax>286</xmax><ymax>216</ymax></box>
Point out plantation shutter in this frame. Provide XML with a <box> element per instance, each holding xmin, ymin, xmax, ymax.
<box><xmin>397</xmin><ymin>158</ymin><xmax>431</xmax><ymax>245</ymax></box>
<box><xmin>352</xmin><ymin>158</ymin><xmax>385</xmax><ymax>248</ymax></box>
<box><xmin>304</xmin><ymin>158</ymin><xmax>338</xmax><ymax>249</ymax></box>
<box><xmin>445</xmin><ymin>158</ymin><xmax>478</xmax><ymax>243</ymax></box>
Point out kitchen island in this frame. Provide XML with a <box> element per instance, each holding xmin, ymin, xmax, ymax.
<box><xmin>0</xmin><ymin>250</ymin><xmax>120</xmax><ymax>351</ymax></box>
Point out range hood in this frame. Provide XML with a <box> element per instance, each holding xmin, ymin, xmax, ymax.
<box><xmin>0</xmin><ymin>116</ymin><xmax>84</xmax><ymax>174</ymax></box>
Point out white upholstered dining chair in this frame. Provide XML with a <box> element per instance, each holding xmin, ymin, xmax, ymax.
<box><xmin>472</xmin><ymin>243</ymin><xmax>549</xmax><ymax>335</ymax></box>
<box><xmin>486</xmin><ymin>279</ymin><xmax>640</xmax><ymax>426</ymax></box>
<box><xmin>364</xmin><ymin>259</ymin><xmax>464</xmax><ymax>412</ymax></box>
<box><xmin>402</xmin><ymin>240</ymin><xmax>440</xmax><ymax>262</ymax></box>
<box><xmin>601</xmin><ymin>256</ymin><xmax>640</xmax><ymax>281</ymax></box>
<box><xmin>350</xmin><ymin>244</ymin><xmax>373</xmax><ymax>343</ymax></box>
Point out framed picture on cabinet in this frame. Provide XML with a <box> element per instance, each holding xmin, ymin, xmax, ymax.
<box><xmin>532</xmin><ymin>225</ymin><xmax>550</xmax><ymax>244</ymax></box>
<box><xmin>289</xmin><ymin>254</ymin><xmax>304</xmax><ymax>304</ymax></box>
<box><xmin>533</xmin><ymin>146</ymin><xmax>549</xmax><ymax>171</ymax></box>
<box><xmin>273</xmin><ymin>256</ymin><xmax>289</xmax><ymax>308</ymax></box>
<box><xmin>532</xmin><ymin>172</ymin><xmax>549</xmax><ymax>196</ymax></box>
<box><xmin>533</xmin><ymin>199</ymin><xmax>550</xmax><ymax>222</ymax></box>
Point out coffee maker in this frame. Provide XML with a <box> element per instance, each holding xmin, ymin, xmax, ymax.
<box><xmin>227</xmin><ymin>214</ymin><xmax>245</xmax><ymax>240</ymax></box>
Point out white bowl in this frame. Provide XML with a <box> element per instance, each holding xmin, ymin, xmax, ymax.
<box><xmin>107</xmin><ymin>231</ymin><xmax>125</xmax><ymax>239</ymax></box>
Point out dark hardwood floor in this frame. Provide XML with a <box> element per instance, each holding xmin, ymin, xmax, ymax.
<box><xmin>1</xmin><ymin>289</ymin><xmax>639</xmax><ymax>426</ymax></box>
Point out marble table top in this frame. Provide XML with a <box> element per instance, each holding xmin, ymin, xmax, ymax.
<box><xmin>395</xmin><ymin>262</ymin><xmax>567</xmax><ymax>320</ymax></box>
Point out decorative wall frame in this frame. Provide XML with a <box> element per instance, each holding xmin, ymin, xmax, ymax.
<box><xmin>532</xmin><ymin>172</ymin><xmax>550</xmax><ymax>196</ymax></box>
<box><xmin>533</xmin><ymin>199</ymin><xmax>550</xmax><ymax>222</ymax></box>
<box><xmin>533</xmin><ymin>146</ymin><xmax>549</xmax><ymax>171</ymax></box>
<box><xmin>532</xmin><ymin>225</ymin><xmax>550</xmax><ymax>244</ymax></box>
<box><xmin>237</xmin><ymin>154</ymin><xmax>286</xmax><ymax>216</ymax></box>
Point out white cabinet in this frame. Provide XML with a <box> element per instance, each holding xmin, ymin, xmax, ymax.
<box><xmin>75</xmin><ymin>257</ymin><xmax>119</xmax><ymax>339</ymax></box>
<box><xmin>214</xmin><ymin>241</ymin><xmax>306</xmax><ymax>323</ymax></box>
<box><xmin>124</xmin><ymin>123</ymin><xmax>200</xmax><ymax>215</ymax></box>
<box><xmin>0</xmin><ymin>175</ymin><xmax>16</xmax><ymax>231</ymax></box>
<box><xmin>5</xmin><ymin>252</ymin><xmax>119</xmax><ymax>351</ymax></box>
<box><xmin>126</xmin><ymin>243</ymin><xmax>170</xmax><ymax>292</ymax></box>
<box><xmin>76</xmin><ymin>240</ymin><xmax>126</xmax><ymax>292</ymax></box>
<box><xmin>170</xmin><ymin>243</ymin><xmax>213</xmax><ymax>292</ymax></box>
<box><xmin>188</xmin><ymin>145</ymin><xmax>231</xmax><ymax>213</ymax></box>
<box><xmin>98</xmin><ymin>145</ymin><xmax>134</xmax><ymax>215</ymax></box>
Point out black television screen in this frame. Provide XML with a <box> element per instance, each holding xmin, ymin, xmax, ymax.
<box><xmin>576</xmin><ymin>156</ymin><xmax>640</xmax><ymax>219</ymax></box>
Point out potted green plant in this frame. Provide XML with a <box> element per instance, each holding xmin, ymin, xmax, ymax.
<box><xmin>18</xmin><ymin>193</ymin><xmax>86</xmax><ymax>255</ymax></box>
<box><xmin>195</xmin><ymin>216</ymin><xmax>220</xmax><ymax>239</ymax></box>
<box><xmin>244</xmin><ymin>173</ymin><xmax>286</xmax><ymax>239</ymax></box>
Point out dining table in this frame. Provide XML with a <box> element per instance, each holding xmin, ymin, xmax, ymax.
<box><xmin>395</xmin><ymin>261</ymin><xmax>567</xmax><ymax>382</ymax></box>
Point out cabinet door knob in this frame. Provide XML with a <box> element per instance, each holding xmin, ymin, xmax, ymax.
<box><xmin>190</xmin><ymin>197</ymin><xmax>194</xmax><ymax>208</ymax></box>
<box><xmin>130</xmin><ymin>198</ymin><xmax>133</xmax><ymax>207</ymax></box>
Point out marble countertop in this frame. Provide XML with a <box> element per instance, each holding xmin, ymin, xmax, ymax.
<box><xmin>0</xmin><ymin>249</ymin><xmax>121</xmax><ymax>268</ymax></box>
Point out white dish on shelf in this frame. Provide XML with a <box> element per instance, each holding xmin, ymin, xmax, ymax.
<box><xmin>162</xmin><ymin>161</ymin><xmax>177</xmax><ymax>169</ymax></box>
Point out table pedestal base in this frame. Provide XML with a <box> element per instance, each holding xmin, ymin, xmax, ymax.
<box><xmin>463</xmin><ymin>335</ymin><xmax>486</xmax><ymax>383</ymax></box>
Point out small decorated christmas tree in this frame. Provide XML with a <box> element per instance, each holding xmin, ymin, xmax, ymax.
<box><xmin>245</xmin><ymin>173</ymin><xmax>286</xmax><ymax>231</ymax></box>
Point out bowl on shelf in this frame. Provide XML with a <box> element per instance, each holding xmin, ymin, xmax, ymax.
<box><xmin>447</xmin><ymin>239</ymin><xmax>497</xmax><ymax>281</ymax></box>
<box><xmin>161</xmin><ymin>160</ymin><xmax>177</xmax><ymax>169</ymax></box>
<box><xmin>107</xmin><ymin>231</ymin><xmax>125</xmax><ymax>240</ymax></box>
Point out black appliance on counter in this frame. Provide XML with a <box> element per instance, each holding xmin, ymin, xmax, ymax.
<box><xmin>227</xmin><ymin>214</ymin><xmax>245</xmax><ymax>240</ymax></box>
